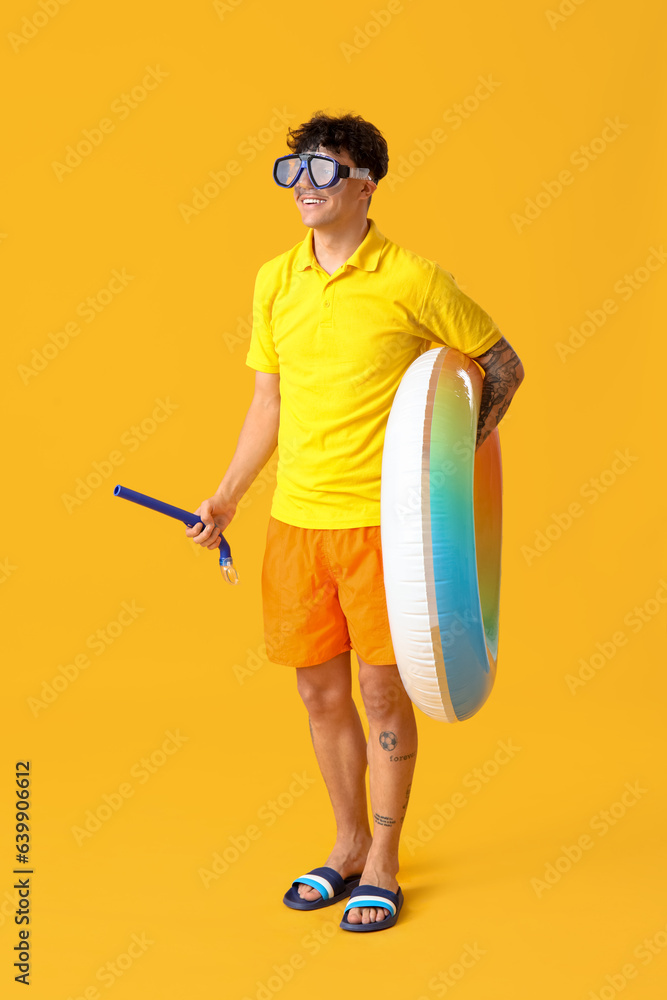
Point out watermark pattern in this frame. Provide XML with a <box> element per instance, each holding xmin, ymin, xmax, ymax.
<box><xmin>236</xmin><ymin>605</ymin><xmax>482</xmax><ymax>688</ymax></box>
<box><xmin>565</xmin><ymin>579</ymin><xmax>667</xmax><ymax>693</ymax></box>
<box><xmin>61</xmin><ymin>397</ymin><xmax>179</xmax><ymax>513</ymax></box>
<box><xmin>234</xmin><ymin>429</ymin><xmax>297</xmax><ymax>511</ymax></box>
<box><xmin>511</xmin><ymin>117</ymin><xmax>629</xmax><ymax>234</ymax></box>
<box><xmin>18</xmin><ymin>269</ymin><xmax>135</xmax><ymax>385</ymax></box>
<box><xmin>198</xmin><ymin>771</ymin><xmax>316</xmax><ymax>887</ymax></box>
<box><xmin>27</xmin><ymin>601</ymin><xmax>145</xmax><ymax>716</ymax></box>
<box><xmin>351</xmin><ymin>332</ymin><xmax>421</xmax><ymax>390</ymax></box>
<box><xmin>222</xmin><ymin>311</ymin><xmax>253</xmax><ymax>353</ymax></box>
<box><xmin>235</xmin><ymin>448</ymin><xmax>282</xmax><ymax>512</ymax></box>
<box><xmin>391</xmin><ymin>409</ymin><xmax>513</xmax><ymax>525</ymax></box>
<box><xmin>232</xmin><ymin>572</ymin><xmax>337</xmax><ymax>684</ymax></box>
<box><xmin>340</xmin><ymin>0</ymin><xmax>411</xmax><ymax>63</ymax></box>
<box><xmin>178</xmin><ymin>107</ymin><xmax>296</xmax><ymax>223</ymax></box>
<box><xmin>187</xmin><ymin>433</ymin><xmax>300</xmax><ymax>563</ymax></box>
<box><xmin>0</xmin><ymin>885</ymin><xmax>22</xmax><ymax>929</ymax></box>
<box><xmin>213</xmin><ymin>0</ymin><xmax>246</xmax><ymax>19</ymax></box>
<box><xmin>8</xmin><ymin>0</ymin><xmax>72</xmax><ymax>53</ymax></box>
<box><xmin>51</xmin><ymin>67</ymin><xmax>169</xmax><ymax>181</ymax></box>
<box><xmin>385</xmin><ymin>75</ymin><xmax>502</xmax><ymax>192</ymax></box>
<box><xmin>241</xmin><ymin>954</ymin><xmax>307</xmax><ymax>1000</ymax></box>
<box><xmin>530</xmin><ymin>781</ymin><xmax>648</xmax><ymax>898</ymax></box>
<box><xmin>545</xmin><ymin>0</ymin><xmax>588</xmax><ymax>31</ymax></box>
<box><xmin>588</xmin><ymin>962</ymin><xmax>642</xmax><ymax>1000</ymax></box>
<box><xmin>405</xmin><ymin>739</ymin><xmax>521</xmax><ymax>855</ymax></box>
<box><xmin>416</xmin><ymin>942</ymin><xmax>486</xmax><ymax>998</ymax></box>
<box><xmin>63</xmin><ymin>932</ymin><xmax>154</xmax><ymax>998</ymax></box>
<box><xmin>521</xmin><ymin>448</ymin><xmax>639</xmax><ymax>566</ymax></box>
<box><xmin>71</xmin><ymin>730</ymin><xmax>189</xmax><ymax>846</ymax></box>
<box><xmin>637</xmin><ymin>921</ymin><xmax>667</xmax><ymax>964</ymax></box>
<box><xmin>585</xmin><ymin>917</ymin><xmax>667</xmax><ymax>997</ymax></box>
<box><xmin>240</xmin><ymin>916</ymin><xmax>339</xmax><ymax>1000</ymax></box>
<box><xmin>556</xmin><ymin>246</ymin><xmax>667</xmax><ymax>361</ymax></box>
<box><xmin>0</xmin><ymin>557</ymin><xmax>18</xmax><ymax>584</ymax></box>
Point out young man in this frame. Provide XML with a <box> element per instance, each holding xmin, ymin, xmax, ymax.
<box><xmin>187</xmin><ymin>112</ymin><xmax>524</xmax><ymax>931</ymax></box>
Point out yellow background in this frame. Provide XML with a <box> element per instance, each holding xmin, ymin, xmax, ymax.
<box><xmin>2</xmin><ymin>0</ymin><xmax>666</xmax><ymax>997</ymax></box>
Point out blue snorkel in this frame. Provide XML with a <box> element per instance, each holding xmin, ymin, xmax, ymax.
<box><xmin>113</xmin><ymin>485</ymin><xmax>239</xmax><ymax>585</ymax></box>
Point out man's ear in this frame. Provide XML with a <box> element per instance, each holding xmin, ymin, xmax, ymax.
<box><xmin>362</xmin><ymin>178</ymin><xmax>377</xmax><ymax>209</ymax></box>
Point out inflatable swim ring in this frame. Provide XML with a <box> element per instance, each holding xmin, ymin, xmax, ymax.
<box><xmin>380</xmin><ymin>346</ymin><xmax>502</xmax><ymax>722</ymax></box>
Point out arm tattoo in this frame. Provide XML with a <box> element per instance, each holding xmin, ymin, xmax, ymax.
<box><xmin>474</xmin><ymin>337</ymin><xmax>524</xmax><ymax>447</ymax></box>
<box><xmin>373</xmin><ymin>813</ymin><xmax>396</xmax><ymax>827</ymax></box>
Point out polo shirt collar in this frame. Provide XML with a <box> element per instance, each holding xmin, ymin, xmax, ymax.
<box><xmin>295</xmin><ymin>217</ymin><xmax>385</xmax><ymax>272</ymax></box>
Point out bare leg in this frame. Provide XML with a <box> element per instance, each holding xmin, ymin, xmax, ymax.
<box><xmin>345</xmin><ymin>658</ymin><xmax>417</xmax><ymax>924</ymax></box>
<box><xmin>294</xmin><ymin>649</ymin><xmax>373</xmax><ymax>901</ymax></box>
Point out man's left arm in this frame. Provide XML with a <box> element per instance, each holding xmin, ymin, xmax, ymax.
<box><xmin>473</xmin><ymin>336</ymin><xmax>525</xmax><ymax>449</ymax></box>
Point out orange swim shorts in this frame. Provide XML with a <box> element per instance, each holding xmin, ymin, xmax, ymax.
<box><xmin>261</xmin><ymin>515</ymin><xmax>397</xmax><ymax>668</ymax></box>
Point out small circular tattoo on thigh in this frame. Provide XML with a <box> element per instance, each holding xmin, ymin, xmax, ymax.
<box><xmin>379</xmin><ymin>731</ymin><xmax>397</xmax><ymax>751</ymax></box>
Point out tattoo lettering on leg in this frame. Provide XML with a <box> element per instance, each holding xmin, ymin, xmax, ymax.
<box><xmin>373</xmin><ymin>813</ymin><xmax>396</xmax><ymax>827</ymax></box>
<box><xmin>400</xmin><ymin>782</ymin><xmax>412</xmax><ymax>825</ymax></box>
<box><xmin>379</xmin><ymin>731</ymin><xmax>397</xmax><ymax>751</ymax></box>
<box><xmin>389</xmin><ymin>751</ymin><xmax>416</xmax><ymax>763</ymax></box>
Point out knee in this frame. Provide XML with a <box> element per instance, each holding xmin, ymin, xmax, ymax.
<box><xmin>296</xmin><ymin>672</ymin><xmax>351</xmax><ymax>719</ymax></box>
<box><xmin>359</xmin><ymin>665</ymin><xmax>410</xmax><ymax>721</ymax></box>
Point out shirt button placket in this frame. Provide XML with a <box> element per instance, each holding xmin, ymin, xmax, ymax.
<box><xmin>322</xmin><ymin>283</ymin><xmax>333</xmax><ymax>324</ymax></box>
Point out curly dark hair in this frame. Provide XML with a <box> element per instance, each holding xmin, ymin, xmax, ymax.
<box><xmin>285</xmin><ymin>111</ymin><xmax>389</xmax><ymax>183</ymax></box>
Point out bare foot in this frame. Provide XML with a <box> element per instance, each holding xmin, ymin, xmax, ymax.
<box><xmin>343</xmin><ymin>863</ymin><xmax>399</xmax><ymax>925</ymax></box>
<box><xmin>296</xmin><ymin>839</ymin><xmax>372</xmax><ymax>903</ymax></box>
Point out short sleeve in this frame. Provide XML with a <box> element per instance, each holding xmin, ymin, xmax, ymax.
<box><xmin>245</xmin><ymin>264</ymin><xmax>280</xmax><ymax>373</ymax></box>
<box><xmin>418</xmin><ymin>262</ymin><xmax>502</xmax><ymax>358</ymax></box>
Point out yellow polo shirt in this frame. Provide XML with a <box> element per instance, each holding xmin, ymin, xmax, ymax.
<box><xmin>245</xmin><ymin>218</ymin><xmax>502</xmax><ymax>529</ymax></box>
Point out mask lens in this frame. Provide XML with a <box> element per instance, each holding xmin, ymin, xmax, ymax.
<box><xmin>309</xmin><ymin>156</ymin><xmax>335</xmax><ymax>187</ymax></box>
<box><xmin>275</xmin><ymin>156</ymin><xmax>302</xmax><ymax>186</ymax></box>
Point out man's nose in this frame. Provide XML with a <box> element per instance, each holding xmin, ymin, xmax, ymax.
<box><xmin>295</xmin><ymin>170</ymin><xmax>316</xmax><ymax>193</ymax></box>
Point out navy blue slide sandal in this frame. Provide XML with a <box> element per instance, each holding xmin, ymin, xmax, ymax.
<box><xmin>283</xmin><ymin>866</ymin><xmax>363</xmax><ymax>911</ymax></box>
<box><xmin>340</xmin><ymin>884</ymin><xmax>404</xmax><ymax>932</ymax></box>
